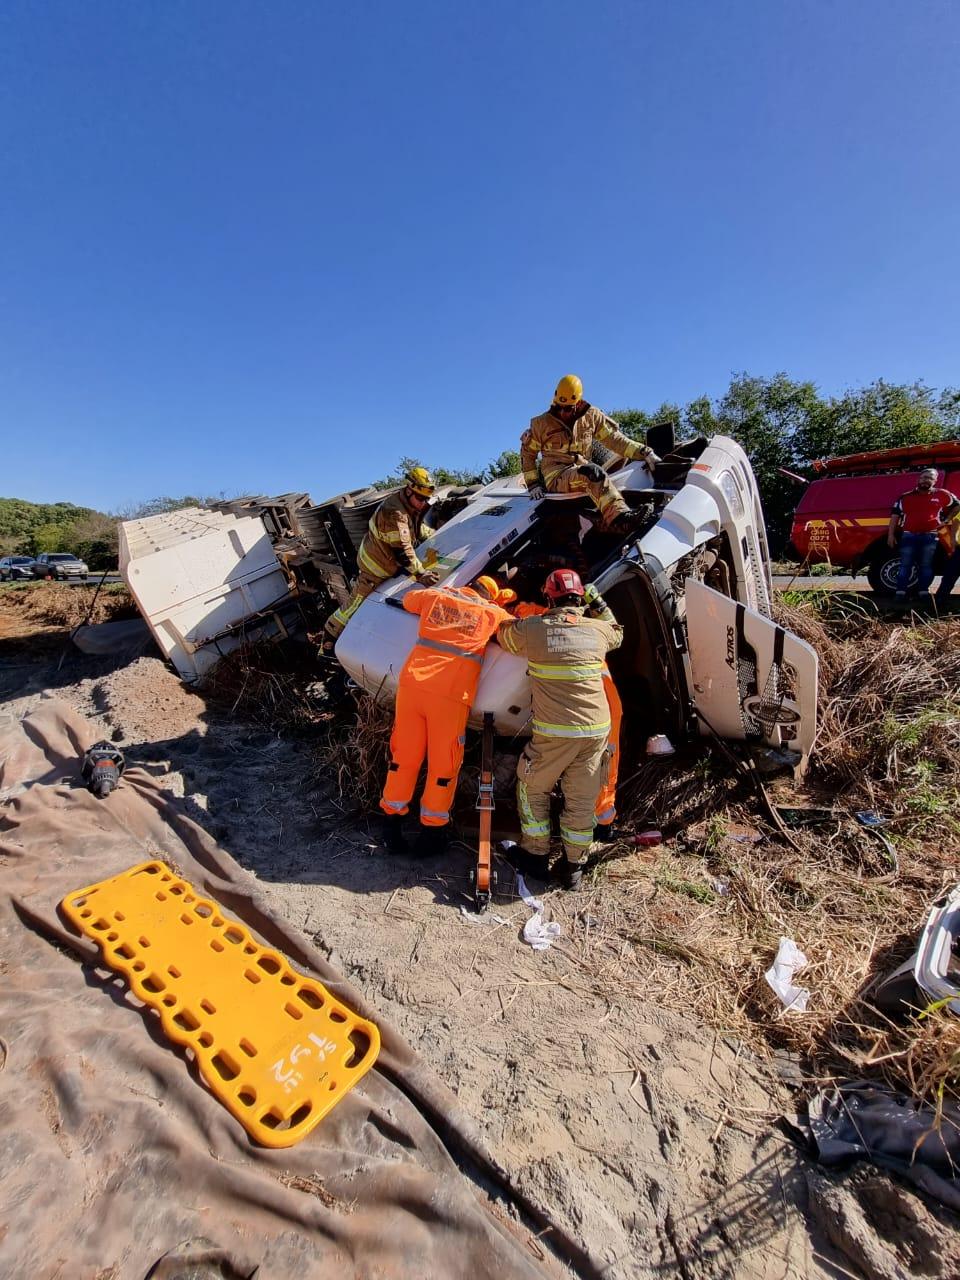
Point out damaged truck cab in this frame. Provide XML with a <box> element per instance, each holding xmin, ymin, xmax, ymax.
<box><xmin>120</xmin><ymin>433</ymin><xmax>818</xmax><ymax>765</ymax></box>
<box><xmin>334</xmin><ymin>435</ymin><xmax>818</xmax><ymax>764</ymax></box>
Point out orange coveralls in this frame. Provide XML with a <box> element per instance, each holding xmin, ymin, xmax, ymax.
<box><xmin>512</xmin><ymin>603</ymin><xmax>623</xmax><ymax>826</ymax></box>
<box><xmin>380</xmin><ymin>586</ymin><xmax>512</xmax><ymax>828</ymax></box>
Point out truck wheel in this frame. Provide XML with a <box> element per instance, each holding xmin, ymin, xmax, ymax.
<box><xmin>867</xmin><ymin>552</ymin><xmax>914</xmax><ymax>596</ymax></box>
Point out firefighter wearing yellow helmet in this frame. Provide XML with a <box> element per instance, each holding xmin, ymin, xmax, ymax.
<box><xmin>323</xmin><ymin>466</ymin><xmax>441</xmax><ymax>655</ymax></box>
<box><xmin>520</xmin><ymin>376</ymin><xmax>660</xmax><ymax>532</ymax></box>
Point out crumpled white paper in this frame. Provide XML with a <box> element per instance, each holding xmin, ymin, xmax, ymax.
<box><xmin>515</xmin><ymin>873</ymin><xmax>542</xmax><ymax>911</ymax></box>
<box><xmin>522</xmin><ymin>913</ymin><xmax>562</xmax><ymax>951</ymax></box>
<box><xmin>764</xmin><ymin>936</ymin><xmax>810</xmax><ymax>1013</ymax></box>
<box><xmin>516</xmin><ymin>872</ymin><xmax>561</xmax><ymax>950</ymax></box>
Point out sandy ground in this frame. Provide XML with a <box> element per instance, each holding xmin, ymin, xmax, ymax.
<box><xmin>3</xmin><ymin>620</ymin><xmax>955</xmax><ymax>1280</ymax></box>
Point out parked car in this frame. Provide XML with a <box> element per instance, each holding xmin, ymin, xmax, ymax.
<box><xmin>788</xmin><ymin>440</ymin><xmax>960</xmax><ymax>594</ymax></box>
<box><xmin>31</xmin><ymin>552</ymin><xmax>90</xmax><ymax>580</ymax></box>
<box><xmin>0</xmin><ymin>555</ymin><xmax>36</xmax><ymax>581</ymax></box>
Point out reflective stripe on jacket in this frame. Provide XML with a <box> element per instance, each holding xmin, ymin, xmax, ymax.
<box><xmin>401</xmin><ymin>586</ymin><xmax>513</xmax><ymax>703</ymax></box>
<box><xmin>497</xmin><ymin>605</ymin><xmax>622</xmax><ymax>736</ymax></box>
<box><xmin>520</xmin><ymin>402</ymin><xmax>648</xmax><ymax>487</ymax></box>
<box><xmin>357</xmin><ymin>490</ymin><xmax>429</xmax><ymax>580</ymax></box>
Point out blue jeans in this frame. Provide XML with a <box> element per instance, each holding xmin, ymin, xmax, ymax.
<box><xmin>896</xmin><ymin>531</ymin><xmax>938</xmax><ymax>595</ymax></box>
<box><xmin>937</xmin><ymin>546</ymin><xmax>960</xmax><ymax>600</ymax></box>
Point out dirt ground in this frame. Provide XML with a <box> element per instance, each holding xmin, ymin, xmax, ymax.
<box><xmin>2</xmin><ymin>596</ymin><xmax>956</xmax><ymax>1280</ymax></box>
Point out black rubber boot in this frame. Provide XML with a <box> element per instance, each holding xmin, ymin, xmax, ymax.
<box><xmin>413</xmin><ymin>826</ymin><xmax>448</xmax><ymax>858</ymax></box>
<box><xmin>380</xmin><ymin>814</ymin><xmax>407</xmax><ymax>855</ymax></box>
<box><xmin>607</xmin><ymin>509</ymin><xmax>648</xmax><ymax>538</ymax></box>
<box><xmin>559</xmin><ymin>862</ymin><xmax>584</xmax><ymax>892</ymax></box>
<box><xmin>498</xmin><ymin>841</ymin><xmax>550</xmax><ymax>882</ymax></box>
<box><xmin>593</xmin><ymin>823</ymin><xmax>632</xmax><ymax>844</ymax></box>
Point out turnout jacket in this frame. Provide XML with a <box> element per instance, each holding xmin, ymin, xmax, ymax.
<box><xmin>520</xmin><ymin>402</ymin><xmax>651</xmax><ymax>488</ymax></box>
<box><xmin>358</xmin><ymin>490</ymin><xmax>430</xmax><ymax>580</ymax></box>
<box><xmin>497</xmin><ymin>604</ymin><xmax>623</xmax><ymax>737</ymax></box>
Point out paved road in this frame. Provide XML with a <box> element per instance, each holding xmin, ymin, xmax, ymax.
<box><xmin>772</xmin><ymin>574</ymin><xmax>867</xmax><ymax>590</ymax></box>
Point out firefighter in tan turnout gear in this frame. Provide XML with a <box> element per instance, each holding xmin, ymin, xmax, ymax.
<box><xmin>521</xmin><ymin>375</ymin><xmax>659</xmax><ymax>532</ymax></box>
<box><xmin>323</xmin><ymin>467</ymin><xmax>441</xmax><ymax>654</ymax></box>
<box><xmin>497</xmin><ymin>568</ymin><xmax>623</xmax><ymax>891</ymax></box>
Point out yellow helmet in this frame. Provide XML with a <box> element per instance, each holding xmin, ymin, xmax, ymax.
<box><xmin>473</xmin><ymin>575</ymin><xmax>517</xmax><ymax>607</ymax></box>
<box><xmin>405</xmin><ymin>465</ymin><xmax>436</xmax><ymax>497</ymax></box>
<box><xmin>552</xmin><ymin>374</ymin><xmax>583</xmax><ymax>407</ymax></box>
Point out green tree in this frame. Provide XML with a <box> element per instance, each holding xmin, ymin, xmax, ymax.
<box><xmin>794</xmin><ymin>379</ymin><xmax>960</xmax><ymax>464</ymax></box>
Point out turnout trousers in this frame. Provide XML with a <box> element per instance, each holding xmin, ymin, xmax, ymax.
<box><xmin>380</xmin><ymin>687</ymin><xmax>470</xmax><ymax>827</ymax></box>
<box><xmin>546</xmin><ymin>466</ymin><xmax>630</xmax><ymax>528</ymax></box>
<box><xmin>594</xmin><ymin>671</ymin><xmax>623</xmax><ymax>826</ymax></box>
<box><xmin>324</xmin><ymin>569</ymin><xmax>387</xmax><ymax>643</ymax></box>
<box><xmin>517</xmin><ymin>734</ymin><xmax>610</xmax><ymax>866</ymax></box>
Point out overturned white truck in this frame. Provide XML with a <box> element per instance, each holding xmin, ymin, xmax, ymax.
<box><xmin>120</xmin><ymin>434</ymin><xmax>818</xmax><ymax>763</ymax></box>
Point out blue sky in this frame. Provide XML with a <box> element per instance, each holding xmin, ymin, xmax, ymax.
<box><xmin>2</xmin><ymin>1</ymin><xmax>958</xmax><ymax>512</ymax></box>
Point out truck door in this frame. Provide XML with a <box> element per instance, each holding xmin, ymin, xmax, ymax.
<box><xmin>684</xmin><ymin>579</ymin><xmax>818</xmax><ymax>763</ymax></box>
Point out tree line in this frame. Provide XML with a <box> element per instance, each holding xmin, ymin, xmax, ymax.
<box><xmin>4</xmin><ymin>375</ymin><xmax>957</xmax><ymax>567</ymax></box>
<box><xmin>382</xmin><ymin>375</ymin><xmax>960</xmax><ymax>552</ymax></box>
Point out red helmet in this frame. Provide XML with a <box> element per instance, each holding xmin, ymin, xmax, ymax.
<box><xmin>544</xmin><ymin>568</ymin><xmax>585</xmax><ymax>601</ymax></box>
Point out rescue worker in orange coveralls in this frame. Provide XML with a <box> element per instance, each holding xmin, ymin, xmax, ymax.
<box><xmin>510</xmin><ymin>595</ymin><xmax>623</xmax><ymax>841</ymax></box>
<box><xmin>380</xmin><ymin>575</ymin><xmax>516</xmax><ymax>857</ymax></box>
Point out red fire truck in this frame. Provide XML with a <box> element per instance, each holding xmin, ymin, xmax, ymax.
<box><xmin>788</xmin><ymin>440</ymin><xmax>960</xmax><ymax>594</ymax></box>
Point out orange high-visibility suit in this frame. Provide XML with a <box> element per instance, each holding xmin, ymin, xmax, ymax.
<box><xmin>513</xmin><ymin>602</ymin><xmax>623</xmax><ymax>827</ymax></box>
<box><xmin>380</xmin><ymin>586</ymin><xmax>512</xmax><ymax>828</ymax></box>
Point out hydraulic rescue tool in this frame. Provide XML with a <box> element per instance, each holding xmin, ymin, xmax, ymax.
<box><xmin>81</xmin><ymin>741</ymin><xmax>126</xmax><ymax>798</ymax></box>
<box><xmin>470</xmin><ymin>712</ymin><xmax>496</xmax><ymax>913</ymax></box>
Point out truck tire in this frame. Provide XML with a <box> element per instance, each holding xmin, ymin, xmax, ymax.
<box><xmin>867</xmin><ymin>551</ymin><xmax>913</xmax><ymax>596</ymax></box>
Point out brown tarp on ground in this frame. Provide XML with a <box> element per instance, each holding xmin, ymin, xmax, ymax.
<box><xmin>0</xmin><ymin>698</ymin><xmax>571</xmax><ymax>1280</ymax></box>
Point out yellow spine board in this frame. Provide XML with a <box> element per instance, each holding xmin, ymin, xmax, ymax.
<box><xmin>61</xmin><ymin>860</ymin><xmax>380</xmax><ymax>1148</ymax></box>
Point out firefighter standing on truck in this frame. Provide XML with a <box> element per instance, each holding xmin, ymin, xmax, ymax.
<box><xmin>521</xmin><ymin>375</ymin><xmax>659</xmax><ymax>533</ymax></box>
<box><xmin>379</xmin><ymin>576</ymin><xmax>515</xmax><ymax>857</ymax></box>
<box><xmin>323</xmin><ymin>467</ymin><xmax>441</xmax><ymax>655</ymax></box>
<box><xmin>497</xmin><ymin>569</ymin><xmax>623</xmax><ymax>891</ymax></box>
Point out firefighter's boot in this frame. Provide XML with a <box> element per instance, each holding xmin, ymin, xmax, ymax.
<box><xmin>559</xmin><ymin>861</ymin><xmax>584</xmax><ymax>892</ymax></box>
<box><xmin>413</xmin><ymin>825</ymin><xmax>448</xmax><ymax>858</ymax></box>
<box><xmin>381</xmin><ymin>813</ymin><xmax>407</xmax><ymax>855</ymax></box>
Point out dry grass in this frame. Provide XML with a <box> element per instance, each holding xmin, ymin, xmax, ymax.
<box><xmin>315</xmin><ymin>682</ymin><xmax>394</xmax><ymax>810</ymax></box>
<box><xmin>0</xmin><ymin>581</ymin><xmax>134</xmax><ymax>628</ymax></box>
<box><xmin>203</xmin><ymin>637</ymin><xmax>337</xmax><ymax>733</ymax></box>
<box><xmin>555</xmin><ymin>596</ymin><xmax>960</xmax><ymax>1108</ymax></box>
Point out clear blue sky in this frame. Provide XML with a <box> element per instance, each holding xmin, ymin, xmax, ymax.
<box><xmin>2</xmin><ymin>1</ymin><xmax>958</xmax><ymax>512</ymax></box>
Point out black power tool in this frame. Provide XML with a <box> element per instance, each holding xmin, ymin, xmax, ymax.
<box><xmin>81</xmin><ymin>741</ymin><xmax>126</xmax><ymax>798</ymax></box>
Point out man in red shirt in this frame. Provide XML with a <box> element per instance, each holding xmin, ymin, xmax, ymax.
<box><xmin>887</xmin><ymin>468</ymin><xmax>960</xmax><ymax>600</ymax></box>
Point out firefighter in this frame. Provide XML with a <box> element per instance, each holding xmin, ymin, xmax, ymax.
<box><xmin>323</xmin><ymin>466</ymin><xmax>441</xmax><ymax>655</ymax></box>
<box><xmin>510</xmin><ymin>593</ymin><xmax>623</xmax><ymax>837</ymax></box>
<box><xmin>521</xmin><ymin>375</ymin><xmax>660</xmax><ymax>533</ymax></box>
<box><xmin>497</xmin><ymin>568</ymin><xmax>623</xmax><ymax>890</ymax></box>
<box><xmin>935</xmin><ymin>507</ymin><xmax>960</xmax><ymax>605</ymax></box>
<box><xmin>887</xmin><ymin>468</ymin><xmax>960</xmax><ymax>601</ymax></box>
<box><xmin>379</xmin><ymin>575</ymin><xmax>515</xmax><ymax>856</ymax></box>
